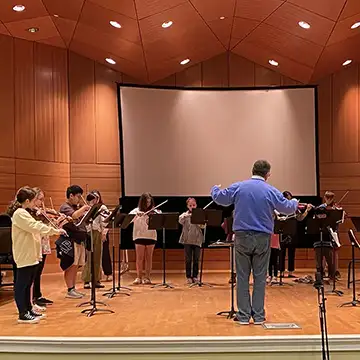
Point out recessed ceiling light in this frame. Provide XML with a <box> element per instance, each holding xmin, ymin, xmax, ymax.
<box><xmin>110</xmin><ymin>21</ymin><xmax>121</xmax><ymax>29</ymax></box>
<box><xmin>106</xmin><ymin>58</ymin><xmax>116</xmax><ymax>65</ymax></box>
<box><xmin>13</xmin><ymin>5</ymin><xmax>25</xmax><ymax>12</ymax></box>
<box><xmin>269</xmin><ymin>59</ymin><xmax>279</xmax><ymax>67</ymax></box>
<box><xmin>219</xmin><ymin>16</ymin><xmax>225</xmax><ymax>20</ymax></box>
<box><xmin>342</xmin><ymin>59</ymin><xmax>352</xmax><ymax>66</ymax></box>
<box><xmin>162</xmin><ymin>21</ymin><xmax>173</xmax><ymax>28</ymax></box>
<box><xmin>27</xmin><ymin>27</ymin><xmax>39</xmax><ymax>33</ymax></box>
<box><xmin>351</xmin><ymin>22</ymin><xmax>360</xmax><ymax>29</ymax></box>
<box><xmin>298</xmin><ymin>21</ymin><xmax>311</xmax><ymax>29</ymax></box>
<box><xmin>180</xmin><ymin>58</ymin><xmax>190</xmax><ymax>65</ymax></box>
<box><xmin>54</xmin><ymin>14</ymin><xmax>59</xmax><ymax>18</ymax></box>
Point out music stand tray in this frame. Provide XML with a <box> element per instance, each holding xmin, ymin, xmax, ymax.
<box><xmin>148</xmin><ymin>212</ymin><xmax>179</xmax><ymax>289</ymax></box>
<box><xmin>190</xmin><ymin>208</ymin><xmax>223</xmax><ymax>288</ymax></box>
<box><xmin>273</xmin><ymin>218</ymin><xmax>297</xmax><ymax>286</ymax></box>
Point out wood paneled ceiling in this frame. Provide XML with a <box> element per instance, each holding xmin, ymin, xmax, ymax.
<box><xmin>1</xmin><ymin>0</ymin><xmax>360</xmax><ymax>83</ymax></box>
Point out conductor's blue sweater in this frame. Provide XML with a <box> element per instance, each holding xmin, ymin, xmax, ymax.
<box><xmin>211</xmin><ymin>176</ymin><xmax>298</xmax><ymax>234</ymax></box>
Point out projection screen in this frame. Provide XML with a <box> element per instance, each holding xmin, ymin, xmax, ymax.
<box><xmin>119</xmin><ymin>86</ymin><xmax>317</xmax><ymax>197</ymax></box>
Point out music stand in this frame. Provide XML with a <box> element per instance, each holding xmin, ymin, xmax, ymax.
<box><xmin>274</xmin><ymin>218</ymin><xmax>297</xmax><ymax>286</ymax></box>
<box><xmin>148</xmin><ymin>212</ymin><xmax>179</xmax><ymax>289</ymax></box>
<box><xmin>77</xmin><ymin>203</ymin><xmax>114</xmax><ymax>317</ymax></box>
<box><xmin>213</xmin><ymin>216</ymin><xmax>236</xmax><ymax>318</ymax></box>
<box><xmin>339</xmin><ymin>222</ymin><xmax>360</xmax><ymax>307</ymax></box>
<box><xmin>0</xmin><ymin>217</ymin><xmax>14</xmax><ymax>288</ymax></box>
<box><xmin>103</xmin><ymin>207</ymin><xmax>132</xmax><ymax>298</ymax></box>
<box><xmin>190</xmin><ymin>208</ymin><xmax>222</xmax><ymax>288</ymax></box>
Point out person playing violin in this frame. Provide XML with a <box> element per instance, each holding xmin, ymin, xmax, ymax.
<box><xmin>130</xmin><ymin>193</ymin><xmax>160</xmax><ymax>285</ymax></box>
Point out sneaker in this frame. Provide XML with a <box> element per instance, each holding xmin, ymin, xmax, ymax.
<box><xmin>66</xmin><ymin>289</ymin><xmax>83</xmax><ymax>299</ymax></box>
<box><xmin>30</xmin><ymin>309</ymin><xmax>46</xmax><ymax>320</ymax></box>
<box><xmin>33</xmin><ymin>304</ymin><xmax>46</xmax><ymax>312</ymax></box>
<box><xmin>266</xmin><ymin>276</ymin><xmax>272</xmax><ymax>284</ymax></box>
<box><xmin>105</xmin><ymin>275</ymin><xmax>112</xmax><ymax>282</ymax></box>
<box><xmin>254</xmin><ymin>320</ymin><xmax>265</xmax><ymax>325</ymax></box>
<box><xmin>95</xmin><ymin>282</ymin><xmax>105</xmax><ymax>288</ymax></box>
<box><xmin>35</xmin><ymin>297</ymin><xmax>53</xmax><ymax>305</ymax></box>
<box><xmin>73</xmin><ymin>289</ymin><xmax>85</xmax><ymax>297</ymax></box>
<box><xmin>288</xmin><ymin>273</ymin><xmax>296</xmax><ymax>278</ymax></box>
<box><xmin>192</xmin><ymin>277</ymin><xmax>199</xmax><ymax>283</ymax></box>
<box><xmin>233</xmin><ymin>317</ymin><xmax>250</xmax><ymax>325</ymax></box>
<box><xmin>186</xmin><ymin>278</ymin><xmax>193</xmax><ymax>284</ymax></box>
<box><xmin>143</xmin><ymin>278</ymin><xmax>152</xmax><ymax>285</ymax></box>
<box><xmin>271</xmin><ymin>277</ymin><xmax>278</xmax><ymax>285</ymax></box>
<box><xmin>84</xmin><ymin>282</ymin><xmax>91</xmax><ymax>289</ymax></box>
<box><xmin>18</xmin><ymin>311</ymin><xmax>40</xmax><ymax>324</ymax></box>
<box><xmin>133</xmin><ymin>278</ymin><xmax>142</xmax><ymax>285</ymax></box>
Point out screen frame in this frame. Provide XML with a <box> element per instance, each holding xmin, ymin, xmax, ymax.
<box><xmin>117</xmin><ymin>83</ymin><xmax>319</xmax><ymax>199</ymax></box>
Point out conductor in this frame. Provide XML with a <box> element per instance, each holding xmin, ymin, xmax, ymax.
<box><xmin>211</xmin><ymin>160</ymin><xmax>298</xmax><ymax>325</ymax></box>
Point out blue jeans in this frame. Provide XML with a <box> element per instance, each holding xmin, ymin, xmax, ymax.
<box><xmin>235</xmin><ymin>231</ymin><xmax>271</xmax><ymax>322</ymax></box>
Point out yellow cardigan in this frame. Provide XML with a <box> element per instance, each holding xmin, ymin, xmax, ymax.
<box><xmin>12</xmin><ymin>208</ymin><xmax>60</xmax><ymax>268</ymax></box>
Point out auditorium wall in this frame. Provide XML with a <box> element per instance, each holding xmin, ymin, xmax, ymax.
<box><xmin>0</xmin><ymin>32</ymin><xmax>359</xmax><ymax>271</ymax></box>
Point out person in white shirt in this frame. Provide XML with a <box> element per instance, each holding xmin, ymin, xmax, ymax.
<box><xmin>9</xmin><ymin>186</ymin><xmax>66</xmax><ymax>324</ymax></box>
<box><xmin>130</xmin><ymin>193</ymin><xmax>160</xmax><ymax>285</ymax></box>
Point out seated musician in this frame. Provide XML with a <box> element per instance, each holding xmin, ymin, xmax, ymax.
<box><xmin>58</xmin><ymin>185</ymin><xmax>90</xmax><ymax>299</ymax></box>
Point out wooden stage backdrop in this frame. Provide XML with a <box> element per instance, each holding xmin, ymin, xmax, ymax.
<box><xmin>0</xmin><ymin>33</ymin><xmax>359</xmax><ymax>272</ymax></box>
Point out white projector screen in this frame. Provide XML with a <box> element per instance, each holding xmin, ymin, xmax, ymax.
<box><xmin>119</xmin><ymin>86</ymin><xmax>317</xmax><ymax>197</ymax></box>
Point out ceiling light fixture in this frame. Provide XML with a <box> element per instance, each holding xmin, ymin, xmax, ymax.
<box><xmin>351</xmin><ymin>22</ymin><xmax>360</xmax><ymax>29</ymax></box>
<box><xmin>110</xmin><ymin>21</ymin><xmax>121</xmax><ymax>28</ymax></box>
<box><xmin>13</xmin><ymin>5</ymin><xmax>25</xmax><ymax>12</ymax></box>
<box><xmin>27</xmin><ymin>27</ymin><xmax>39</xmax><ymax>33</ymax></box>
<box><xmin>106</xmin><ymin>58</ymin><xmax>116</xmax><ymax>65</ymax></box>
<box><xmin>54</xmin><ymin>14</ymin><xmax>59</xmax><ymax>18</ymax></box>
<box><xmin>298</xmin><ymin>21</ymin><xmax>311</xmax><ymax>29</ymax></box>
<box><xmin>269</xmin><ymin>59</ymin><xmax>279</xmax><ymax>67</ymax></box>
<box><xmin>342</xmin><ymin>59</ymin><xmax>352</xmax><ymax>66</ymax></box>
<box><xmin>162</xmin><ymin>21</ymin><xmax>173</xmax><ymax>28</ymax></box>
<box><xmin>219</xmin><ymin>16</ymin><xmax>225</xmax><ymax>20</ymax></box>
<box><xmin>180</xmin><ymin>58</ymin><xmax>190</xmax><ymax>65</ymax></box>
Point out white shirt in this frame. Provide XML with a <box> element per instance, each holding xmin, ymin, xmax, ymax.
<box><xmin>129</xmin><ymin>207</ymin><xmax>160</xmax><ymax>241</ymax></box>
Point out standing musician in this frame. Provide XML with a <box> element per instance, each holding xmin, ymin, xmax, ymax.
<box><xmin>57</xmin><ymin>185</ymin><xmax>90</xmax><ymax>299</ymax></box>
<box><xmin>315</xmin><ymin>191</ymin><xmax>343</xmax><ymax>280</ymax></box>
<box><xmin>8</xmin><ymin>186</ymin><xmax>66</xmax><ymax>324</ymax></box>
<box><xmin>82</xmin><ymin>190</ymin><xmax>109</xmax><ymax>289</ymax></box>
<box><xmin>130</xmin><ymin>193</ymin><xmax>161</xmax><ymax>285</ymax></box>
<box><xmin>278</xmin><ymin>191</ymin><xmax>312</xmax><ymax>278</ymax></box>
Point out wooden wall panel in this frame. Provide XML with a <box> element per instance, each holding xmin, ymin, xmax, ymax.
<box><xmin>202</xmin><ymin>53</ymin><xmax>229</xmax><ymax>87</ymax></box>
<box><xmin>318</xmin><ymin>76</ymin><xmax>333</xmax><ymax>164</ymax></box>
<box><xmin>34</xmin><ymin>43</ymin><xmax>54</xmax><ymax>161</ymax></box>
<box><xmin>95</xmin><ymin>63</ymin><xmax>121</xmax><ymax>164</ymax></box>
<box><xmin>332</xmin><ymin>65</ymin><xmax>359</xmax><ymax>163</ymax></box>
<box><xmin>229</xmin><ymin>53</ymin><xmax>255</xmax><ymax>87</ymax></box>
<box><xmin>69</xmin><ymin>52</ymin><xmax>96</xmax><ymax>163</ymax></box>
<box><xmin>0</xmin><ymin>35</ymin><xmax>15</xmax><ymax>158</ymax></box>
<box><xmin>14</xmin><ymin>38</ymin><xmax>35</xmax><ymax>159</ymax></box>
<box><xmin>52</xmin><ymin>47</ymin><xmax>70</xmax><ymax>163</ymax></box>
<box><xmin>254</xmin><ymin>64</ymin><xmax>281</xmax><ymax>86</ymax></box>
<box><xmin>175</xmin><ymin>63</ymin><xmax>202</xmax><ymax>87</ymax></box>
<box><xmin>0</xmin><ymin>158</ymin><xmax>16</xmax><ymax>212</ymax></box>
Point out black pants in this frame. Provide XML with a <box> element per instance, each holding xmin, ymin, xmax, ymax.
<box><xmin>102</xmin><ymin>235</ymin><xmax>112</xmax><ymax>276</ymax></box>
<box><xmin>33</xmin><ymin>254</ymin><xmax>47</xmax><ymax>299</ymax></box>
<box><xmin>184</xmin><ymin>244</ymin><xmax>200</xmax><ymax>278</ymax></box>
<box><xmin>315</xmin><ymin>247</ymin><xmax>335</xmax><ymax>278</ymax></box>
<box><xmin>279</xmin><ymin>246</ymin><xmax>296</xmax><ymax>272</ymax></box>
<box><xmin>269</xmin><ymin>248</ymin><xmax>279</xmax><ymax>277</ymax></box>
<box><xmin>14</xmin><ymin>265</ymin><xmax>37</xmax><ymax>316</ymax></box>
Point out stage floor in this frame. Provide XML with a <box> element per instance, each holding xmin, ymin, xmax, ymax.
<box><xmin>0</xmin><ymin>270</ymin><xmax>359</xmax><ymax>337</ymax></box>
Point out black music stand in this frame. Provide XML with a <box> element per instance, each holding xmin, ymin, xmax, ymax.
<box><xmin>340</xmin><ymin>222</ymin><xmax>360</xmax><ymax>307</ymax></box>
<box><xmin>0</xmin><ymin>216</ymin><xmax>14</xmax><ymax>288</ymax></box>
<box><xmin>103</xmin><ymin>207</ymin><xmax>132</xmax><ymax>298</ymax></box>
<box><xmin>149</xmin><ymin>212</ymin><xmax>179</xmax><ymax>289</ymax></box>
<box><xmin>77</xmin><ymin>203</ymin><xmax>114</xmax><ymax>317</ymax></box>
<box><xmin>274</xmin><ymin>217</ymin><xmax>297</xmax><ymax>286</ymax></box>
<box><xmin>214</xmin><ymin>216</ymin><xmax>236</xmax><ymax>318</ymax></box>
<box><xmin>190</xmin><ymin>208</ymin><xmax>222</xmax><ymax>288</ymax></box>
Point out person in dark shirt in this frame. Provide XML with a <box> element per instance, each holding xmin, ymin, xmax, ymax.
<box><xmin>59</xmin><ymin>185</ymin><xmax>89</xmax><ymax>299</ymax></box>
